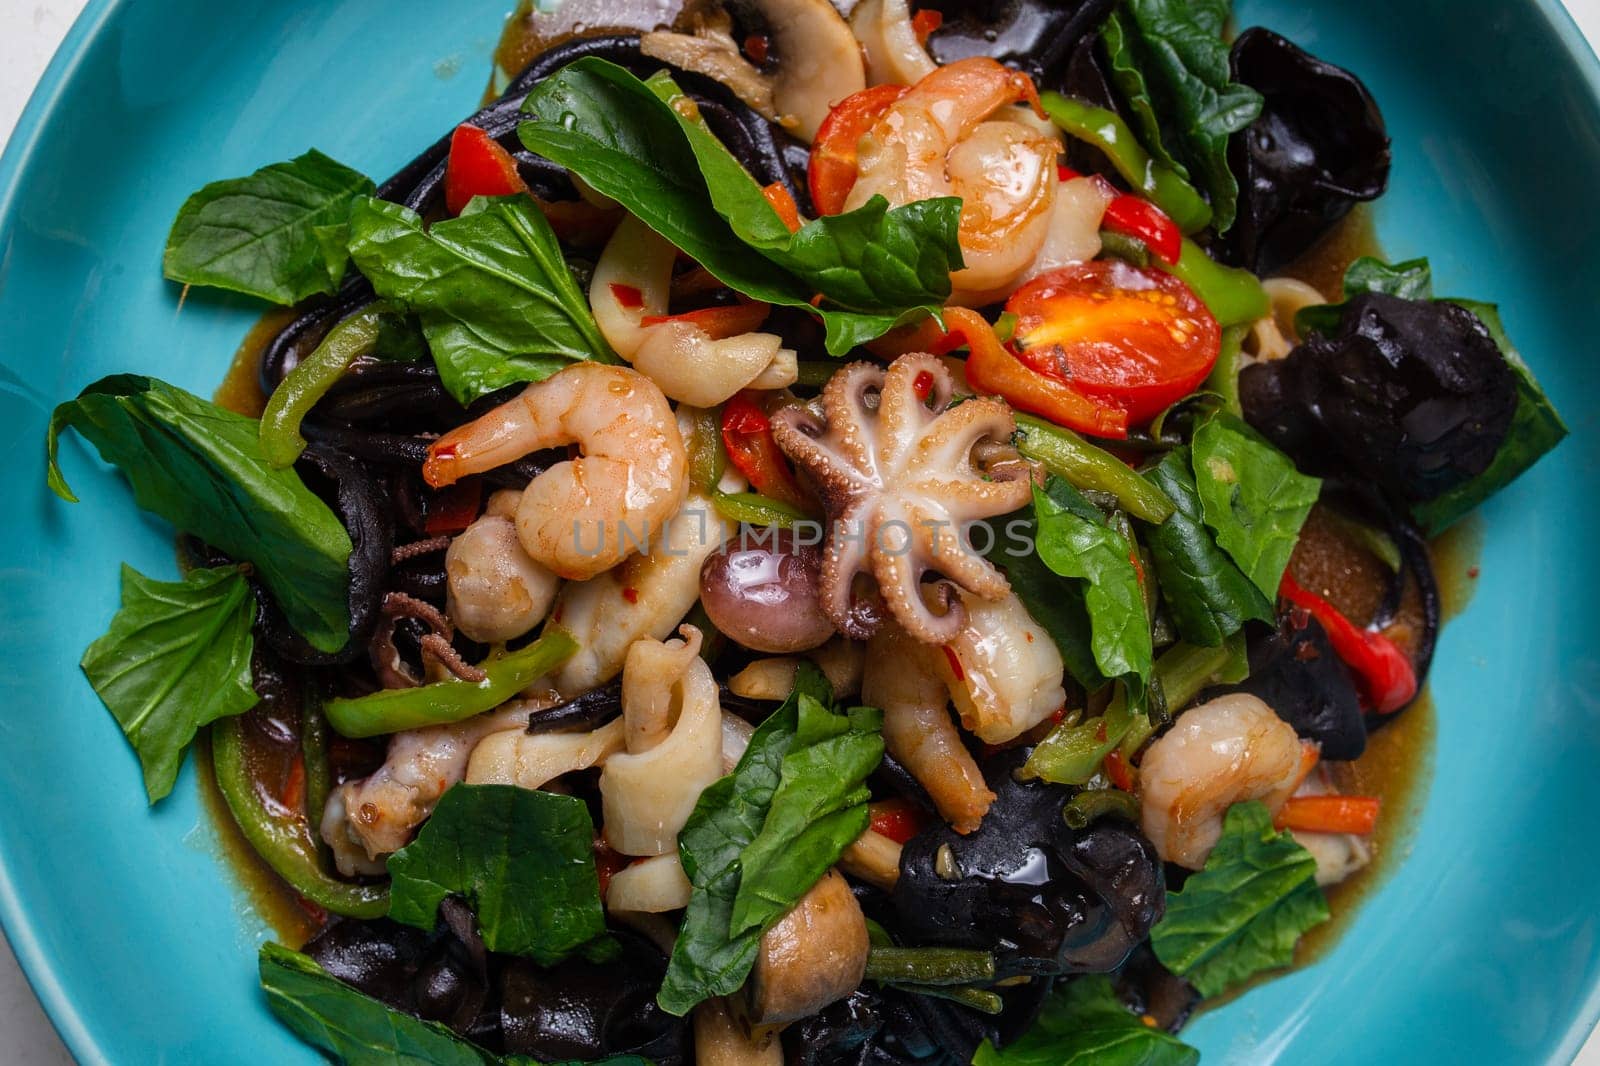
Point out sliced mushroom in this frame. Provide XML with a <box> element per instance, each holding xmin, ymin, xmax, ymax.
<box><xmin>746</xmin><ymin>870</ymin><xmax>870</xmax><ymax>1026</ymax></box>
<box><xmin>694</xmin><ymin>997</ymin><xmax>784</xmax><ymax>1066</ymax></box>
<box><xmin>642</xmin><ymin>9</ymin><xmax>778</xmax><ymax>121</ymax></box>
<box><xmin>737</xmin><ymin>0</ymin><xmax>867</xmax><ymax>141</ymax></box>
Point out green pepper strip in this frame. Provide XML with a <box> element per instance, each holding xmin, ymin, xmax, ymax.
<box><xmin>1205</xmin><ymin>325</ymin><xmax>1250</xmax><ymax>416</ymax></box>
<box><xmin>1040</xmin><ymin>93</ymin><xmax>1213</xmax><ymax>235</ymax></box>
<box><xmin>891</xmin><ymin>984</ymin><xmax>1005</xmax><ymax>1015</ymax></box>
<box><xmin>865</xmin><ymin>948</ymin><xmax>997</xmax><ymax>987</ymax></box>
<box><xmin>688</xmin><ymin>406</ymin><xmax>727</xmax><ymax>492</ymax></box>
<box><xmin>213</xmin><ymin>716</ymin><xmax>388</xmax><ymax>918</ymax></box>
<box><xmin>260</xmin><ymin>306</ymin><xmax>384</xmax><ymax>469</ymax></box>
<box><xmin>1015</xmin><ymin>416</ymin><xmax>1174</xmax><ymax>524</ymax></box>
<box><xmin>1063</xmin><ymin>788</ymin><xmax>1142</xmax><ymax>830</ymax></box>
<box><xmin>1160</xmin><ymin>240</ymin><xmax>1269</xmax><ymax>329</ymax></box>
<box><xmin>1153</xmin><ymin>633</ymin><xmax>1249</xmax><ymax>714</ymax></box>
<box><xmin>712</xmin><ymin>491</ymin><xmax>807</xmax><ymax>529</ymax></box>
<box><xmin>325</xmin><ymin>629</ymin><xmax>579</xmax><ymax>739</ymax></box>
<box><xmin>1022</xmin><ymin>683</ymin><xmax>1135</xmax><ymax>785</ymax></box>
<box><xmin>301</xmin><ymin>697</ymin><xmax>333</xmax><ymax>834</ymax></box>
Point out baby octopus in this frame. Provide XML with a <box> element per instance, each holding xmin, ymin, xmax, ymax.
<box><xmin>770</xmin><ymin>353</ymin><xmax>1033</xmax><ymax>644</ymax></box>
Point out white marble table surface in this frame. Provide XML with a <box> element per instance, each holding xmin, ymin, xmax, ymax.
<box><xmin>2</xmin><ymin>0</ymin><xmax>1599</xmax><ymax>1061</ymax></box>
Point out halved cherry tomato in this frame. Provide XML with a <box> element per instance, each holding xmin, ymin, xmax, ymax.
<box><xmin>642</xmin><ymin>299</ymin><xmax>772</xmax><ymax>340</ymax></box>
<box><xmin>954</xmin><ymin>306</ymin><xmax>1131</xmax><ymax>438</ymax></box>
<box><xmin>721</xmin><ymin>391</ymin><xmax>810</xmax><ymax>510</ymax></box>
<box><xmin>809</xmin><ymin>85</ymin><xmax>908</xmax><ymax>216</ymax></box>
<box><xmin>1004</xmin><ymin>261</ymin><xmax>1220</xmax><ymax>427</ymax></box>
<box><xmin>1275</xmin><ymin>795</ymin><xmax>1381</xmax><ymax>835</ymax></box>
<box><xmin>763</xmin><ymin>182</ymin><xmax>803</xmax><ymax>233</ymax></box>
<box><xmin>444</xmin><ymin>124</ymin><xmax>529</xmax><ymax>216</ymax></box>
<box><xmin>869</xmin><ymin>799</ymin><xmax>929</xmax><ymax>845</ymax></box>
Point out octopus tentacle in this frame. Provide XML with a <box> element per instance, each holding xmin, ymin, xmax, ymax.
<box><xmin>774</xmin><ymin>351</ymin><xmax>1029</xmax><ymax>644</ymax></box>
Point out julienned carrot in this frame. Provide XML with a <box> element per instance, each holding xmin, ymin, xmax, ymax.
<box><xmin>1275</xmin><ymin>795</ymin><xmax>1380</xmax><ymax>835</ymax></box>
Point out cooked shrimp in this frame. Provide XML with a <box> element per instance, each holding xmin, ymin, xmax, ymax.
<box><xmin>445</xmin><ymin>491</ymin><xmax>560</xmax><ymax>644</ymax></box>
<box><xmin>423</xmin><ymin>362</ymin><xmax>688</xmax><ymax>581</ymax></box>
<box><xmin>321</xmin><ymin>695</ymin><xmax>557</xmax><ymax>875</ymax></box>
<box><xmin>862</xmin><ymin>623</ymin><xmax>994</xmax><ymax>835</ymax></box>
<box><xmin>1140</xmin><ymin>693</ymin><xmax>1307</xmax><ymax>870</ymax></box>
<box><xmin>846</xmin><ymin>58</ymin><xmax>1062</xmax><ymax>303</ymax></box>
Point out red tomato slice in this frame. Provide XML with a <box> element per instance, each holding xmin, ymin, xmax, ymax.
<box><xmin>1005</xmin><ymin>261</ymin><xmax>1220</xmax><ymax>426</ymax></box>
<box><xmin>808</xmin><ymin>85</ymin><xmax>908</xmax><ymax>216</ymax></box>
<box><xmin>444</xmin><ymin>124</ymin><xmax>529</xmax><ymax>216</ymax></box>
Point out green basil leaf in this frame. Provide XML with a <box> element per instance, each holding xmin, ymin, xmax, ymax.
<box><xmin>729</xmin><ymin>698</ymin><xmax>883</xmax><ymax>935</ymax></box>
<box><xmin>387</xmin><ymin>784</ymin><xmax>612</xmax><ymax>965</ymax></box>
<box><xmin>1411</xmin><ymin>300</ymin><xmax>1569</xmax><ymax>535</ymax></box>
<box><xmin>1294</xmin><ymin>255</ymin><xmax>1434</xmax><ymax>337</ymax></box>
<box><xmin>164</xmin><ymin>149</ymin><xmax>374</xmax><ymax>305</ymax></box>
<box><xmin>974</xmin><ymin>974</ymin><xmax>1200</xmax><ymax>1066</ymax></box>
<box><xmin>1190</xmin><ymin>412</ymin><xmax>1320</xmax><ymax>598</ymax></box>
<box><xmin>1150</xmin><ymin>800</ymin><xmax>1329</xmax><ymax>997</ymax></box>
<box><xmin>1142</xmin><ymin>447</ymin><xmax>1274</xmax><ymax>646</ymax></box>
<box><xmin>1032</xmin><ymin>478</ymin><xmax>1153</xmax><ymax>686</ymax></box>
<box><xmin>81</xmin><ymin>564</ymin><xmax>257</xmax><ymax>802</ymax></box>
<box><xmin>1102</xmin><ymin>0</ymin><xmax>1263</xmax><ymax>233</ymax></box>
<box><xmin>518</xmin><ymin>59</ymin><xmax>962</xmax><ymax>354</ymax></box>
<box><xmin>259</xmin><ymin>943</ymin><xmax>644</xmax><ymax>1066</ymax></box>
<box><xmin>347</xmin><ymin>195</ymin><xmax>616</xmax><ymax>405</ymax></box>
<box><xmin>48</xmin><ymin>376</ymin><xmax>354</xmax><ymax>652</ymax></box>
<box><xmin>658</xmin><ymin>664</ymin><xmax>848</xmax><ymax>1015</ymax></box>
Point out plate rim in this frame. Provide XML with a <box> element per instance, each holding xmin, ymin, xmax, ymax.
<box><xmin>2</xmin><ymin>1</ymin><xmax>1599</xmax><ymax>1063</ymax></box>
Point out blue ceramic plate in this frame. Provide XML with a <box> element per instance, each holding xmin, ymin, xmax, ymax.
<box><xmin>2</xmin><ymin>1</ymin><xmax>1597</xmax><ymax>1062</ymax></box>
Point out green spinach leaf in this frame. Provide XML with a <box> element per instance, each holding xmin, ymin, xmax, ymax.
<box><xmin>1142</xmin><ymin>447</ymin><xmax>1274</xmax><ymax>646</ymax></box>
<box><xmin>518</xmin><ymin>59</ymin><xmax>962</xmax><ymax>354</ymax></box>
<box><xmin>973</xmin><ymin>974</ymin><xmax>1199</xmax><ymax>1065</ymax></box>
<box><xmin>1294</xmin><ymin>255</ymin><xmax>1433</xmax><ymax>336</ymax></box>
<box><xmin>1150</xmin><ymin>800</ymin><xmax>1329</xmax><ymax>996</ymax></box>
<box><xmin>81</xmin><ymin>564</ymin><xmax>257</xmax><ymax>802</ymax></box>
<box><xmin>1102</xmin><ymin>0</ymin><xmax>1263</xmax><ymax>232</ymax></box>
<box><xmin>164</xmin><ymin>149</ymin><xmax>374</xmax><ymax>305</ymax></box>
<box><xmin>659</xmin><ymin>664</ymin><xmax>873</xmax><ymax>1015</ymax></box>
<box><xmin>729</xmin><ymin>700</ymin><xmax>883</xmax><ymax>935</ymax></box>
<box><xmin>49</xmin><ymin>376</ymin><xmax>353</xmax><ymax>652</ymax></box>
<box><xmin>387</xmin><ymin>784</ymin><xmax>612</xmax><ymax>965</ymax></box>
<box><xmin>259</xmin><ymin>943</ymin><xmax>644</xmax><ymax>1066</ymax></box>
<box><xmin>1032</xmin><ymin>478</ymin><xmax>1153</xmax><ymax>687</ymax></box>
<box><xmin>1190</xmin><ymin>412</ymin><xmax>1320</xmax><ymax>599</ymax></box>
<box><xmin>347</xmin><ymin>195</ymin><xmax>615</xmax><ymax>404</ymax></box>
<box><xmin>1411</xmin><ymin>300</ymin><xmax>1568</xmax><ymax>534</ymax></box>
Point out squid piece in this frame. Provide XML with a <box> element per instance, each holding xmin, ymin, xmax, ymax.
<box><xmin>607</xmin><ymin>853</ymin><xmax>694</xmax><ymax>914</ymax></box>
<box><xmin>464</xmin><ymin>718</ymin><xmax>626</xmax><ymax>789</ymax></box>
<box><xmin>601</xmin><ymin>627</ymin><xmax>726</xmax><ymax>857</ymax></box>
<box><xmin>851</xmin><ymin>0</ymin><xmax>937</xmax><ymax>86</ymax></box>
<box><xmin>591</xmin><ymin>215</ymin><xmax>795</xmax><ymax>407</ymax></box>
<box><xmin>931</xmin><ymin>590</ymin><xmax>1067</xmax><ymax>745</ymax></box>
<box><xmin>862</xmin><ymin>623</ymin><xmax>994</xmax><ymax>835</ymax></box>
<box><xmin>726</xmin><ymin>636</ymin><xmax>866</xmax><ymax>702</ymax></box>
<box><xmin>320</xmin><ymin>697</ymin><xmax>554</xmax><ymax>875</ymax></box>
<box><xmin>551</xmin><ymin>491</ymin><xmax>734</xmax><ymax>695</ymax></box>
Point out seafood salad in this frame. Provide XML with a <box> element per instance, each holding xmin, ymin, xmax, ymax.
<box><xmin>47</xmin><ymin>1</ymin><xmax>1566</xmax><ymax>1062</ymax></box>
